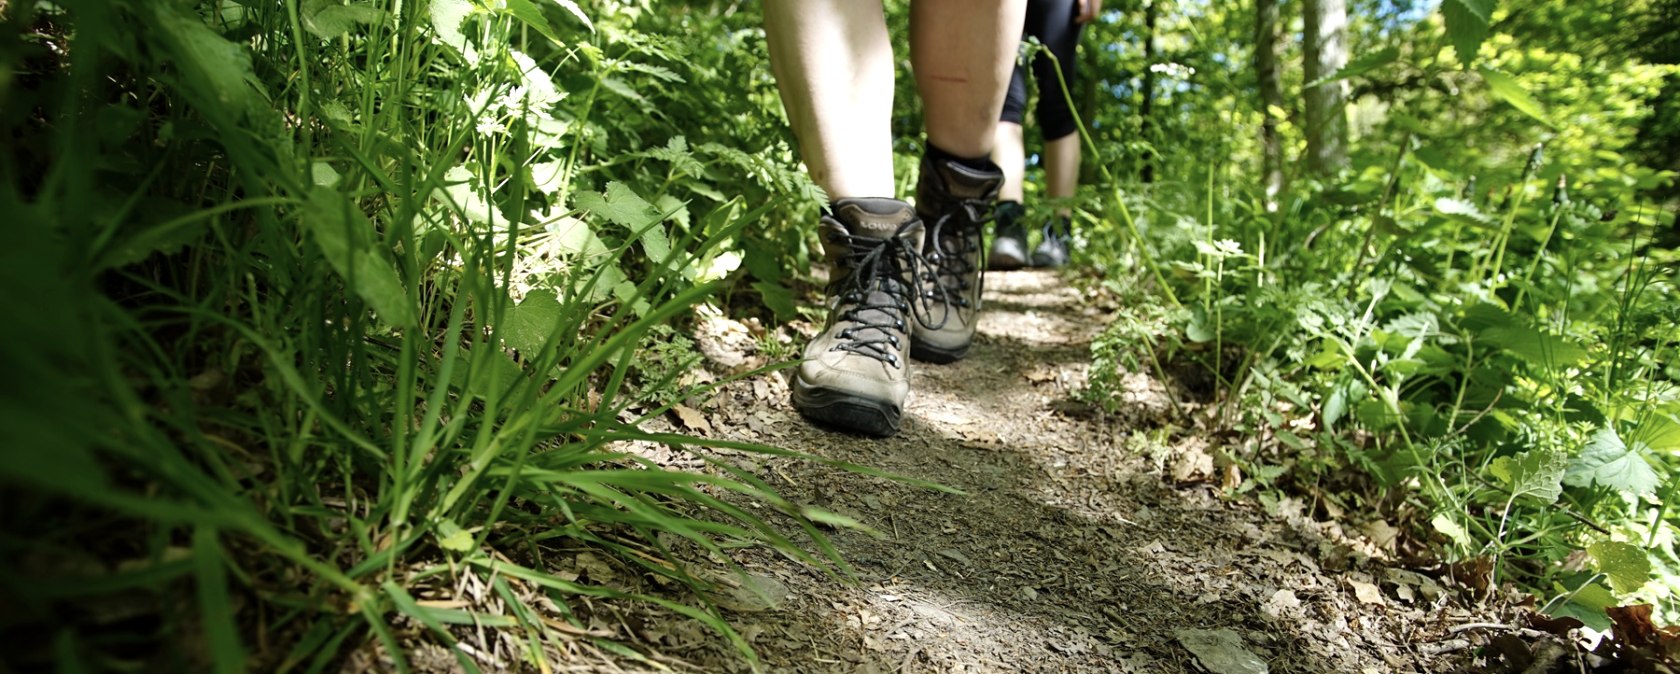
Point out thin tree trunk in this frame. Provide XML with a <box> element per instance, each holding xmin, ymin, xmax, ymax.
<box><xmin>1139</xmin><ymin>0</ymin><xmax>1157</xmax><ymax>183</ymax></box>
<box><xmin>1303</xmin><ymin>0</ymin><xmax>1349</xmax><ymax>176</ymax></box>
<box><xmin>1255</xmin><ymin>0</ymin><xmax>1284</xmax><ymax>210</ymax></box>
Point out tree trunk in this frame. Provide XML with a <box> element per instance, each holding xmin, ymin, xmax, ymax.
<box><xmin>1255</xmin><ymin>0</ymin><xmax>1284</xmax><ymax>210</ymax></box>
<box><xmin>1303</xmin><ymin>0</ymin><xmax>1349</xmax><ymax>176</ymax></box>
<box><xmin>1139</xmin><ymin>0</ymin><xmax>1158</xmax><ymax>183</ymax></box>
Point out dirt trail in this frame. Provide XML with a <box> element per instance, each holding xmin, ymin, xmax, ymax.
<box><xmin>510</xmin><ymin>270</ymin><xmax>1517</xmax><ymax>673</ymax></box>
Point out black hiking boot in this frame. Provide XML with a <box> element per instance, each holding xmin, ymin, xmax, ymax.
<box><xmin>988</xmin><ymin>201</ymin><xmax>1029</xmax><ymax>271</ymax></box>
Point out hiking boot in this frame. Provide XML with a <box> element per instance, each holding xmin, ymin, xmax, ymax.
<box><xmin>791</xmin><ymin>198</ymin><xmax>924</xmax><ymax>437</ymax></box>
<box><xmin>912</xmin><ymin>153</ymin><xmax>1003</xmax><ymax>364</ymax></box>
<box><xmin>988</xmin><ymin>201</ymin><xmax>1029</xmax><ymax>271</ymax></box>
<box><xmin>1031</xmin><ymin>216</ymin><xmax>1072</xmax><ymax>268</ymax></box>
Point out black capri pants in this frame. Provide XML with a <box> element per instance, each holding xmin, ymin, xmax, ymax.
<box><xmin>1000</xmin><ymin>0</ymin><xmax>1084</xmax><ymax>141</ymax></box>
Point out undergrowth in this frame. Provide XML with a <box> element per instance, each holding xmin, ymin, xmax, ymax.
<box><xmin>1072</xmin><ymin>1</ymin><xmax>1680</xmax><ymax>632</ymax></box>
<box><xmin>0</xmin><ymin>1</ymin><xmax>854</xmax><ymax>671</ymax></box>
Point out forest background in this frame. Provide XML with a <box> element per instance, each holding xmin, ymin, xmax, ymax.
<box><xmin>1</xmin><ymin>0</ymin><xmax>1677</xmax><ymax>670</ymax></box>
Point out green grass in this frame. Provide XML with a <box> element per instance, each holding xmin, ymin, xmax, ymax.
<box><xmin>0</xmin><ymin>1</ymin><xmax>850</xmax><ymax>671</ymax></box>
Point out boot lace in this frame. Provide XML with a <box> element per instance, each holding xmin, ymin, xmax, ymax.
<box><xmin>826</xmin><ymin>228</ymin><xmax>919</xmax><ymax>367</ymax></box>
<box><xmin>917</xmin><ymin>198</ymin><xmax>994</xmax><ymax>330</ymax></box>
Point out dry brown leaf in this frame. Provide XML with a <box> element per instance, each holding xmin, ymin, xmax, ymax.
<box><xmin>671</xmin><ymin>404</ymin><xmax>711</xmax><ymax>434</ymax></box>
<box><xmin>1349</xmin><ymin>578</ymin><xmax>1385</xmax><ymax>606</ymax></box>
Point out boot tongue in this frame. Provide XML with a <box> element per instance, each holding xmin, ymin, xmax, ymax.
<box><xmin>831</xmin><ymin>198</ymin><xmax>919</xmax><ymax>240</ymax></box>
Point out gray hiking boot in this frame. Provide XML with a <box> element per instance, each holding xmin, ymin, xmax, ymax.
<box><xmin>791</xmin><ymin>198</ymin><xmax>924</xmax><ymax>437</ymax></box>
<box><xmin>989</xmin><ymin>201</ymin><xmax>1029</xmax><ymax>271</ymax></box>
<box><xmin>911</xmin><ymin>154</ymin><xmax>1003</xmax><ymax>364</ymax></box>
<box><xmin>1031</xmin><ymin>216</ymin><xmax>1072</xmax><ymax>268</ymax></box>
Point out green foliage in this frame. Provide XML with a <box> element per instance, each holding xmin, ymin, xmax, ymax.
<box><xmin>1074</xmin><ymin>0</ymin><xmax>1680</xmax><ymax>627</ymax></box>
<box><xmin>0</xmin><ymin>0</ymin><xmax>844</xmax><ymax>671</ymax></box>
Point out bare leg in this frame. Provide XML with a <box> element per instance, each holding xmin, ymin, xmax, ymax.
<box><xmin>1043</xmin><ymin>132</ymin><xmax>1080</xmax><ymax>215</ymax></box>
<box><xmin>763</xmin><ymin>1</ymin><xmax>895</xmax><ymax>200</ymax></box>
<box><xmin>912</xmin><ymin>0</ymin><xmax>1027</xmax><ymax>159</ymax></box>
<box><xmin>992</xmin><ymin>121</ymin><xmax>1027</xmax><ymax>202</ymax></box>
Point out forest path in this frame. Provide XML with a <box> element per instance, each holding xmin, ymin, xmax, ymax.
<box><xmin>624</xmin><ymin>270</ymin><xmax>1503</xmax><ymax>673</ymax></box>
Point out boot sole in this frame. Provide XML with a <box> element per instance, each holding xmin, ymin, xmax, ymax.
<box><xmin>791</xmin><ymin>378</ymin><xmax>901</xmax><ymax>437</ymax></box>
<box><xmin>910</xmin><ymin>340</ymin><xmax>970</xmax><ymax>364</ymax></box>
<box><xmin>989</xmin><ymin>251</ymin><xmax>1027</xmax><ymax>270</ymax></box>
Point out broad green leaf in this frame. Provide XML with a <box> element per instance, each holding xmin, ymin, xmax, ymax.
<box><xmin>1432</xmin><ymin>514</ymin><xmax>1472</xmax><ymax>549</ymax></box>
<box><xmin>1477</xmin><ymin>67</ymin><xmax>1554</xmax><ymax>128</ymax></box>
<box><xmin>1587</xmin><ymin>541</ymin><xmax>1651</xmax><ymax>595</ymax></box>
<box><xmin>1549</xmin><ymin>581</ymin><xmax>1615</xmax><ymax>631</ymax></box>
<box><xmin>752</xmin><ymin>280</ymin><xmax>798</xmax><ymax>322</ymax></box>
<box><xmin>311</xmin><ymin>161</ymin><xmax>341</xmax><ymax>187</ymax></box>
<box><xmin>575</xmin><ymin>182</ymin><xmax>659</xmax><ymax>230</ymax></box>
<box><xmin>302</xmin><ymin>1</ymin><xmax>386</xmax><ymax>39</ymax></box>
<box><xmin>1305</xmin><ymin>46</ymin><xmax>1399</xmax><ymax>89</ymax></box>
<box><xmin>1632</xmin><ymin>409</ymin><xmax>1680</xmax><ymax>452</ymax></box>
<box><xmin>151</xmin><ymin>4</ymin><xmax>265</xmax><ymax>118</ymax></box>
<box><xmin>1565</xmin><ymin>427</ymin><xmax>1660</xmax><ymax>496</ymax></box>
<box><xmin>547</xmin><ymin>0</ymin><xmax>594</xmax><ymax>32</ymax></box>
<box><xmin>301</xmin><ymin>187</ymin><xmax>417</xmax><ymax>328</ymax></box>
<box><xmin>1467</xmin><ymin>305</ymin><xmax>1587</xmax><ymax>369</ymax></box>
<box><xmin>1185</xmin><ymin>307</ymin><xmax>1215</xmax><ymax>343</ymax></box>
<box><xmin>435</xmin><ymin>520</ymin><xmax>475</xmax><ymax>553</ymax></box>
<box><xmin>500</xmin><ymin>289</ymin><xmax>563</xmax><ymax>356</ymax></box>
<box><xmin>1491</xmin><ymin>448</ymin><xmax>1567</xmax><ymax>504</ymax></box>
<box><xmin>1441</xmin><ymin>0</ymin><xmax>1494</xmax><ymax>67</ymax></box>
<box><xmin>503</xmin><ymin>0</ymin><xmax>562</xmax><ymax>44</ymax></box>
<box><xmin>543</xmin><ymin>215</ymin><xmax>608</xmax><ymax>257</ymax></box>
<box><xmin>430</xmin><ymin>0</ymin><xmax>475</xmax><ymax>59</ymax></box>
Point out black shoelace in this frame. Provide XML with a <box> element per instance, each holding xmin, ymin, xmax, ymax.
<box><xmin>917</xmin><ymin>198</ymin><xmax>994</xmax><ymax>330</ymax></box>
<box><xmin>826</xmin><ymin>228</ymin><xmax>919</xmax><ymax>367</ymax></box>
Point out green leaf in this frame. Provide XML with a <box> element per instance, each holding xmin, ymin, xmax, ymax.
<box><xmin>300</xmin><ymin>187</ymin><xmax>417</xmax><ymax>328</ymax></box>
<box><xmin>302</xmin><ymin>1</ymin><xmax>387</xmax><ymax>39</ymax></box>
<box><xmin>752</xmin><ymin>280</ymin><xmax>798</xmax><ymax>322</ymax></box>
<box><xmin>575</xmin><ymin>182</ymin><xmax>659</xmax><ymax>231</ymax></box>
<box><xmin>1565</xmin><ymin>427</ymin><xmax>1660</xmax><ymax>496</ymax></box>
<box><xmin>799</xmin><ymin>506</ymin><xmax>871</xmax><ymax>532</ymax></box>
<box><xmin>1434</xmin><ymin>197</ymin><xmax>1495</xmax><ymax>227</ymax></box>
<box><xmin>150</xmin><ymin>4</ymin><xmax>266</xmax><ymax>119</ymax></box>
<box><xmin>1492</xmin><ymin>448</ymin><xmax>1567</xmax><ymax>504</ymax></box>
<box><xmin>1631</xmin><ymin>408</ymin><xmax>1680</xmax><ymax>453</ymax></box>
<box><xmin>1305</xmin><ymin>46</ymin><xmax>1399</xmax><ymax>89</ymax></box>
<box><xmin>1549</xmin><ymin>581</ymin><xmax>1615</xmax><ymax>631</ymax></box>
<box><xmin>544</xmin><ymin>216</ymin><xmax>608</xmax><ymax>257</ymax></box>
<box><xmin>1432</xmin><ymin>514</ymin><xmax>1473</xmax><ymax>549</ymax></box>
<box><xmin>1442</xmin><ymin>0</ymin><xmax>1494</xmax><ymax>67</ymax></box>
<box><xmin>1477</xmin><ymin>67</ymin><xmax>1555</xmax><ymax>128</ymax></box>
<box><xmin>1467</xmin><ymin>305</ymin><xmax>1587</xmax><ymax>369</ymax></box>
<box><xmin>502</xmin><ymin>0</ymin><xmax>562</xmax><ymax>44</ymax></box>
<box><xmin>547</xmin><ymin>0</ymin><xmax>594</xmax><ymax>32</ymax></box>
<box><xmin>435</xmin><ymin>520</ymin><xmax>475</xmax><ymax>553</ymax></box>
<box><xmin>430</xmin><ymin>0</ymin><xmax>475</xmax><ymax>59</ymax></box>
<box><xmin>500</xmin><ymin>290</ymin><xmax>563</xmax><ymax>356</ymax></box>
<box><xmin>1587</xmin><ymin>541</ymin><xmax>1651</xmax><ymax>595</ymax></box>
<box><xmin>1185</xmin><ymin>307</ymin><xmax>1215</xmax><ymax>343</ymax></box>
<box><xmin>193</xmin><ymin>527</ymin><xmax>245</xmax><ymax>674</ymax></box>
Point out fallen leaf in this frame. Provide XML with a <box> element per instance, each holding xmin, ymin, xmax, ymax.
<box><xmin>1175</xmin><ymin>628</ymin><xmax>1269</xmax><ymax>674</ymax></box>
<box><xmin>1349</xmin><ymin>579</ymin><xmax>1386</xmax><ymax>606</ymax></box>
<box><xmin>1172</xmin><ymin>440</ymin><xmax>1216</xmax><ymax>483</ymax></box>
<box><xmin>1261</xmin><ymin>589</ymin><xmax>1300</xmax><ymax>620</ymax></box>
<box><xmin>1361</xmin><ymin>520</ymin><xmax>1400</xmax><ymax>554</ymax></box>
<box><xmin>712</xmin><ymin>573</ymin><xmax>789</xmax><ymax>613</ymax></box>
<box><xmin>671</xmin><ymin>404</ymin><xmax>711</xmax><ymax>434</ymax></box>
